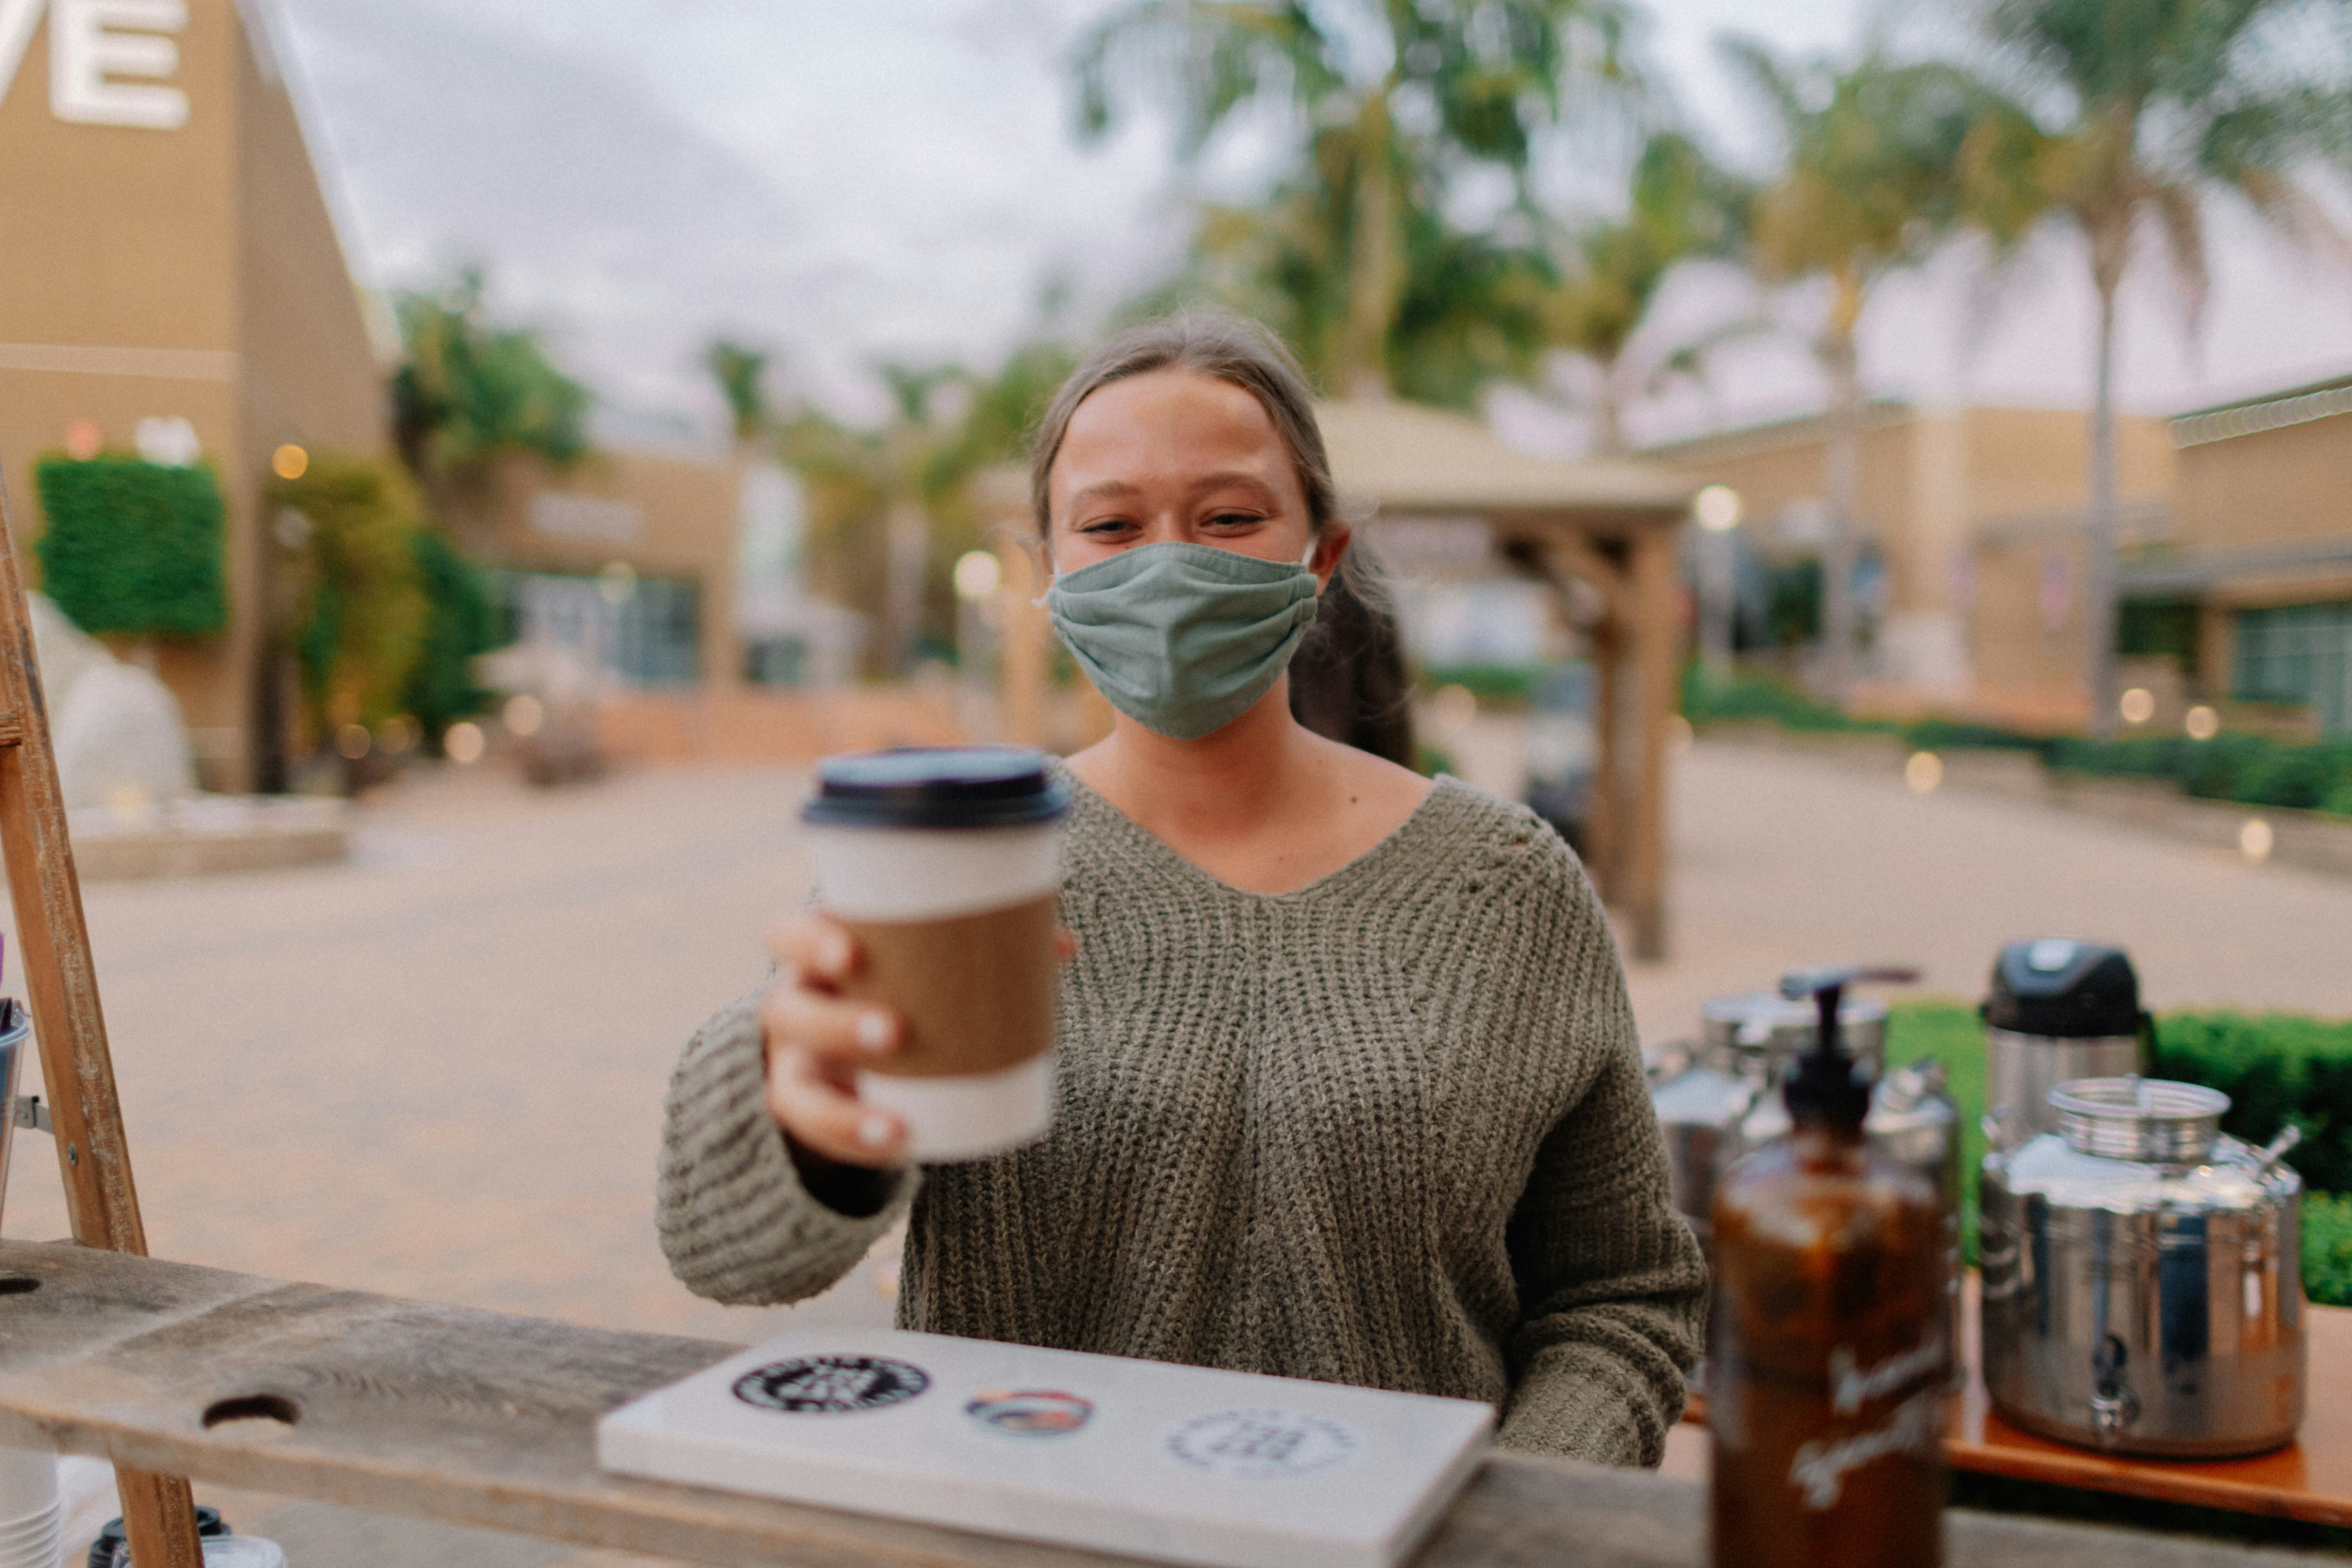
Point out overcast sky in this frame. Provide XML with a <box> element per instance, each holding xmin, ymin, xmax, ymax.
<box><xmin>268</xmin><ymin>0</ymin><xmax>2352</xmax><ymax>448</ymax></box>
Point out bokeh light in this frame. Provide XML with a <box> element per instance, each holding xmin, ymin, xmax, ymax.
<box><xmin>63</xmin><ymin>420</ymin><xmax>101</xmax><ymax>460</ymax></box>
<box><xmin>1693</xmin><ymin>485</ymin><xmax>1743</xmax><ymax>533</ymax></box>
<box><xmin>2240</xmin><ymin>818</ymin><xmax>2275</xmax><ymax>862</ymax></box>
<box><xmin>273</xmin><ymin>444</ymin><xmax>309</xmax><ymax>480</ymax></box>
<box><xmin>2119</xmin><ymin>687</ymin><xmax>2156</xmax><ymax>725</ymax></box>
<box><xmin>1905</xmin><ymin>751</ymin><xmax>1944</xmax><ymax>794</ymax></box>
<box><xmin>2184</xmin><ymin>705</ymin><xmax>2220</xmax><ymax>741</ymax></box>
<box><xmin>335</xmin><ymin>723</ymin><xmax>371</xmax><ymax>760</ymax></box>
<box><xmin>444</xmin><ymin>722</ymin><xmax>487</xmax><ymax>764</ymax></box>
<box><xmin>953</xmin><ymin>549</ymin><xmax>1003</xmax><ymax>602</ymax></box>
<box><xmin>504</xmin><ymin>693</ymin><xmax>546</xmax><ymax>736</ymax></box>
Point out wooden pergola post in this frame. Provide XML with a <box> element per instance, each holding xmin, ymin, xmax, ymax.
<box><xmin>1502</xmin><ymin>514</ymin><xmax>1685</xmax><ymax>962</ymax></box>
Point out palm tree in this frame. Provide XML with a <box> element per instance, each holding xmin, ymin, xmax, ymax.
<box><xmin>775</xmin><ymin>343</ymin><xmax>1080</xmax><ymax>676</ymax></box>
<box><xmin>706</xmin><ymin>340</ymin><xmax>772</xmax><ymax>445</ymax></box>
<box><xmin>1539</xmin><ymin>129</ymin><xmax>1752</xmax><ymax>453</ymax></box>
<box><xmin>1963</xmin><ymin>0</ymin><xmax>2352</xmax><ymax>734</ymax></box>
<box><xmin>1723</xmin><ymin>44</ymin><xmax>2039</xmax><ymax>696</ymax></box>
<box><xmin>391</xmin><ymin>270</ymin><xmax>592</xmax><ymax>521</ymax></box>
<box><xmin>1074</xmin><ymin>0</ymin><xmax>1630</xmax><ymax>399</ymax></box>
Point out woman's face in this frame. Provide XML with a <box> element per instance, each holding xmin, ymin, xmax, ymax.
<box><xmin>1046</xmin><ymin>368</ymin><xmax>1339</xmax><ymax>580</ymax></box>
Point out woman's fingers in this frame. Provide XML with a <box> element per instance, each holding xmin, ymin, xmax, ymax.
<box><xmin>760</xmin><ymin>976</ymin><xmax>902</xmax><ymax>1064</ymax></box>
<box><xmin>1055</xmin><ymin>928</ymin><xmax>1080</xmax><ymax>963</ymax></box>
<box><xmin>768</xmin><ymin>911</ymin><xmax>860</xmax><ymax>987</ymax></box>
<box><xmin>766</xmin><ymin>1044</ymin><xmax>906</xmax><ymax>1167</ymax></box>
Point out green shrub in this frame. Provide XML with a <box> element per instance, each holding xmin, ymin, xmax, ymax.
<box><xmin>1901</xmin><ymin>718</ymin><xmax>2046</xmax><ymax>753</ymax></box>
<box><xmin>1419</xmin><ymin>663</ymin><xmax>1537</xmax><ymax>704</ymax></box>
<box><xmin>404</xmin><ymin>529</ymin><xmax>500</xmax><ymax>747</ymax></box>
<box><xmin>1885</xmin><ymin>1000</ymin><xmax>1990</xmax><ymax>1264</ymax></box>
<box><xmin>33</xmin><ymin>453</ymin><xmax>227</xmax><ymax>637</ymax></box>
<box><xmin>2305</xmin><ymin>1194</ymin><xmax>2352</xmax><ymax>1308</ymax></box>
<box><xmin>271</xmin><ymin>453</ymin><xmax>430</xmax><ymax>730</ymax></box>
<box><xmin>2151</xmin><ymin>1011</ymin><xmax>2352</xmax><ymax>1194</ymax></box>
<box><xmin>1681</xmin><ymin>664</ymin><xmax>1890</xmax><ymax>733</ymax></box>
<box><xmin>2045</xmin><ymin>733</ymin><xmax>2352</xmax><ymax>813</ymax></box>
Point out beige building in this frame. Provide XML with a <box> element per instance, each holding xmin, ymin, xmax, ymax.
<box><xmin>2130</xmin><ymin>376</ymin><xmax>2352</xmax><ymax>735</ymax></box>
<box><xmin>0</xmin><ymin>0</ymin><xmax>386</xmax><ymax>788</ymax></box>
<box><xmin>447</xmin><ymin>450</ymin><xmax>748</xmax><ymax>694</ymax></box>
<box><xmin>1</xmin><ymin>0</ymin><xmax>756</xmax><ymax>786</ymax></box>
<box><xmin>1649</xmin><ymin>405</ymin><xmax>2177</xmax><ymax>724</ymax></box>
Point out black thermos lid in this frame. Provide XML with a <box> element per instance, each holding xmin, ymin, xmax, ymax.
<box><xmin>802</xmin><ymin>746</ymin><xmax>1070</xmax><ymax>829</ymax></box>
<box><xmin>1983</xmin><ymin>939</ymin><xmax>2141</xmax><ymax>1038</ymax></box>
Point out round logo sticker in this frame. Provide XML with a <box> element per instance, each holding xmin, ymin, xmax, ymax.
<box><xmin>1162</xmin><ymin>1408</ymin><xmax>1361</xmax><ymax>1480</ymax></box>
<box><xmin>964</xmin><ymin>1388</ymin><xmax>1095</xmax><ymax>1436</ymax></box>
<box><xmin>731</xmin><ymin>1355</ymin><xmax>931</xmax><ymax>1415</ymax></box>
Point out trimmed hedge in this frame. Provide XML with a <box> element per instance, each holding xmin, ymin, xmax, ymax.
<box><xmin>1682</xmin><ymin>665</ymin><xmax>2352</xmax><ymax>815</ymax></box>
<box><xmin>2047</xmin><ymin>734</ymin><xmax>2352</xmax><ymax>815</ymax></box>
<box><xmin>1885</xmin><ymin>1001</ymin><xmax>2352</xmax><ymax>1305</ymax></box>
<box><xmin>2150</xmin><ymin>1011</ymin><xmax>2352</xmax><ymax>1194</ymax></box>
<box><xmin>34</xmin><ymin>453</ymin><xmax>227</xmax><ymax>637</ymax></box>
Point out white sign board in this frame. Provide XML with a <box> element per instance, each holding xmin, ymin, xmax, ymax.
<box><xmin>598</xmin><ymin>1327</ymin><xmax>1494</xmax><ymax>1568</ymax></box>
<box><xmin>0</xmin><ymin>0</ymin><xmax>189</xmax><ymax>130</ymax></box>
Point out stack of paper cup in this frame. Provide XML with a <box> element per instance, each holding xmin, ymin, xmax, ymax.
<box><xmin>0</xmin><ymin>1446</ymin><xmax>59</xmax><ymax>1568</ymax></box>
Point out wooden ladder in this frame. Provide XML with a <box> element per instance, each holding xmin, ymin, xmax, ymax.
<box><xmin>0</xmin><ymin>466</ymin><xmax>206</xmax><ymax>1568</ymax></box>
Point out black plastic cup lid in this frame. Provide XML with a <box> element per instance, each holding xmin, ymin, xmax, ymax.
<box><xmin>802</xmin><ymin>746</ymin><xmax>1070</xmax><ymax>829</ymax></box>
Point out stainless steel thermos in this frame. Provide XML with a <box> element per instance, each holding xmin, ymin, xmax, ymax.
<box><xmin>1980</xmin><ymin>1075</ymin><xmax>2307</xmax><ymax>1458</ymax></box>
<box><xmin>1983</xmin><ymin>939</ymin><xmax>2146</xmax><ymax>1143</ymax></box>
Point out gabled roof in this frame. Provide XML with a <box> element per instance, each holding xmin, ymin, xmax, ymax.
<box><xmin>1316</xmin><ymin>399</ymin><xmax>1692</xmax><ymax>519</ymax></box>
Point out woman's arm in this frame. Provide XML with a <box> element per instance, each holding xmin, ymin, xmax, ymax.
<box><xmin>656</xmin><ymin>987</ymin><xmax>918</xmax><ymax>1305</ymax></box>
<box><xmin>1493</xmin><ymin>850</ymin><xmax>1706</xmax><ymax>1466</ymax></box>
<box><xmin>1498</xmin><ymin>1027</ymin><xmax>1706</xmax><ymax>1464</ymax></box>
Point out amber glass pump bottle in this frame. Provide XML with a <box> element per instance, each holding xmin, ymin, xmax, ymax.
<box><xmin>1710</xmin><ymin>965</ymin><xmax>1946</xmax><ymax>1568</ymax></box>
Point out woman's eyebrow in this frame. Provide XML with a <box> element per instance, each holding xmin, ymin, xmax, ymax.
<box><xmin>1188</xmin><ymin>472</ymin><xmax>1281</xmax><ymax>505</ymax></box>
<box><xmin>1065</xmin><ymin>479</ymin><xmax>1143</xmax><ymax>512</ymax></box>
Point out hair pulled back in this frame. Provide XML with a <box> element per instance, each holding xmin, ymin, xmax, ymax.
<box><xmin>1028</xmin><ymin>312</ymin><xmax>1338</xmax><ymax>535</ymax></box>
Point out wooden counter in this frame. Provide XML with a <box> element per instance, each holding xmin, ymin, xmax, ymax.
<box><xmin>0</xmin><ymin>1241</ymin><xmax>2313</xmax><ymax>1568</ymax></box>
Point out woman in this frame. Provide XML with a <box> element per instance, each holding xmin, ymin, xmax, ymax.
<box><xmin>657</xmin><ymin>314</ymin><xmax>1704</xmax><ymax>1466</ymax></box>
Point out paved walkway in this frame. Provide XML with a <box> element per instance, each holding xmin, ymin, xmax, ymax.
<box><xmin>14</xmin><ymin>744</ymin><xmax>2349</xmax><ymax>1564</ymax></box>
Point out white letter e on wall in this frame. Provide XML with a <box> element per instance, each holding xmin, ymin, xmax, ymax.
<box><xmin>52</xmin><ymin>0</ymin><xmax>189</xmax><ymax>130</ymax></box>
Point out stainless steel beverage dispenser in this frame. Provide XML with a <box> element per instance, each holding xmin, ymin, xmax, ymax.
<box><xmin>1649</xmin><ymin>991</ymin><xmax>1888</xmax><ymax>1252</ymax></box>
<box><xmin>1980</xmin><ymin>1076</ymin><xmax>2306</xmax><ymax>1457</ymax></box>
<box><xmin>1983</xmin><ymin>939</ymin><xmax>2146</xmax><ymax>1143</ymax></box>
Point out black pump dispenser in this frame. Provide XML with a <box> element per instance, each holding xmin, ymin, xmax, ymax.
<box><xmin>1778</xmin><ymin>965</ymin><xmax>1921</xmax><ymax>1131</ymax></box>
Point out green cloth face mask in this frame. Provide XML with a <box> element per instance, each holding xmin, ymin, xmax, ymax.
<box><xmin>1045</xmin><ymin>540</ymin><xmax>1323</xmax><ymax>740</ymax></box>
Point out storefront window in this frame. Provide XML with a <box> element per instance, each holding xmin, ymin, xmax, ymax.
<box><xmin>490</xmin><ymin>570</ymin><xmax>701</xmax><ymax>687</ymax></box>
<box><xmin>2235</xmin><ymin>602</ymin><xmax>2352</xmax><ymax>736</ymax></box>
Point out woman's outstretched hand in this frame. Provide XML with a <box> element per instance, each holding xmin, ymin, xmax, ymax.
<box><xmin>763</xmin><ymin>912</ymin><xmax>909</xmax><ymax>1169</ymax></box>
<box><xmin>761</xmin><ymin>913</ymin><xmax>1080</xmax><ymax>1171</ymax></box>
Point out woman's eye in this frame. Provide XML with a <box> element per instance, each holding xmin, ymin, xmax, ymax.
<box><xmin>1206</xmin><ymin>512</ymin><xmax>1264</xmax><ymax>528</ymax></box>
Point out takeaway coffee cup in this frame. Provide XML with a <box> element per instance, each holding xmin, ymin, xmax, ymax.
<box><xmin>801</xmin><ymin>747</ymin><xmax>1071</xmax><ymax>1163</ymax></box>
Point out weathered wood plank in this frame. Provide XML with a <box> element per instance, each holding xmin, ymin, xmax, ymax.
<box><xmin>0</xmin><ymin>1243</ymin><xmax>2312</xmax><ymax>1568</ymax></box>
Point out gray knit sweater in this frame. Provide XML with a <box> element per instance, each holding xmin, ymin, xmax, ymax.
<box><xmin>657</xmin><ymin>773</ymin><xmax>1705</xmax><ymax>1466</ymax></box>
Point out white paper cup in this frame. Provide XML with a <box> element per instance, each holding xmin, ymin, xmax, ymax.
<box><xmin>802</xmin><ymin>749</ymin><xmax>1070</xmax><ymax>1163</ymax></box>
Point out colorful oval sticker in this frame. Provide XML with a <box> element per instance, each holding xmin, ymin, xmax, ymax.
<box><xmin>964</xmin><ymin>1387</ymin><xmax>1094</xmax><ymax>1436</ymax></box>
<box><xmin>732</xmin><ymin>1355</ymin><xmax>930</xmax><ymax>1415</ymax></box>
<box><xmin>1161</xmin><ymin>1408</ymin><xmax>1361</xmax><ymax>1479</ymax></box>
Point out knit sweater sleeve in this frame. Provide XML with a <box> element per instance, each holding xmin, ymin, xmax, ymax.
<box><xmin>656</xmin><ymin>986</ymin><xmax>918</xmax><ymax>1305</ymax></box>
<box><xmin>1496</xmin><ymin>849</ymin><xmax>1708</xmax><ymax>1467</ymax></box>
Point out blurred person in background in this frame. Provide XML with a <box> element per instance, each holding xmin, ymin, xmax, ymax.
<box><xmin>656</xmin><ymin>313</ymin><xmax>1703</xmax><ymax>1466</ymax></box>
